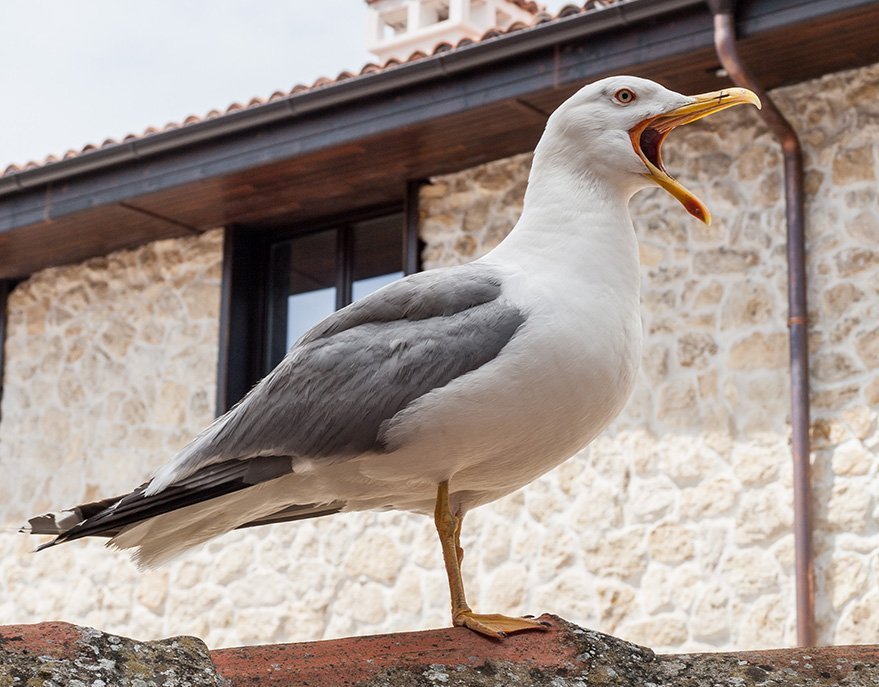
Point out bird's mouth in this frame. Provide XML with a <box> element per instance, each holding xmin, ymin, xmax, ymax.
<box><xmin>630</xmin><ymin>88</ymin><xmax>761</xmax><ymax>225</ymax></box>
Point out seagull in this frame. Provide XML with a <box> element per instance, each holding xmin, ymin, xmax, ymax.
<box><xmin>23</xmin><ymin>76</ymin><xmax>759</xmax><ymax>639</ymax></box>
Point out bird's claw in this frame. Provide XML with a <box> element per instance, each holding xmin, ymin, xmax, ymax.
<box><xmin>454</xmin><ymin>611</ymin><xmax>549</xmax><ymax>639</ymax></box>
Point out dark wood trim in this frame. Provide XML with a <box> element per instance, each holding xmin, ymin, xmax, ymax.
<box><xmin>337</xmin><ymin>225</ymin><xmax>354</xmax><ymax>310</ymax></box>
<box><xmin>215</xmin><ymin>226</ymin><xmax>269</xmax><ymax>416</ymax></box>
<box><xmin>267</xmin><ymin>238</ymin><xmax>293</xmax><ymax>372</ymax></box>
<box><xmin>404</xmin><ymin>180</ymin><xmax>426</xmax><ymax>276</ymax></box>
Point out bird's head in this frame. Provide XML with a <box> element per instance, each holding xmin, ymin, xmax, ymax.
<box><xmin>541</xmin><ymin>76</ymin><xmax>761</xmax><ymax>224</ymax></box>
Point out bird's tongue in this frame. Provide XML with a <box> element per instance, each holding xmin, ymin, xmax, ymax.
<box><xmin>638</xmin><ymin>126</ymin><xmax>668</xmax><ymax>176</ymax></box>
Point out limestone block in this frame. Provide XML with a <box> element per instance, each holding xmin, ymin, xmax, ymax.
<box><xmin>483</xmin><ymin>562</ymin><xmax>529</xmax><ymax>610</ymax></box>
<box><xmin>638</xmin><ymin>242</ymin><xmax>665</xmax><ymax>266</ymax></box>
<box><xmin>677</xmin><ymin>332</ymin><xmax>718</xmax><ymax>369</ymax></box>
<box><xmin>136</xmin><ymin>571</ymin><xmax>169</xmax><ymax>615</ymax></box>
<box><xmin>572</xmin><ymin>480</ymin><xmax>622</xmax><ymax>529</ymax></box>
<box><xmin>475</xmin><ymin>521</ymin><xmax>513</xmax><ymax>569</ymax></box>
<box><xmin>831</xmin><ymin>439</ymin><xmax>873</xmax><ymax>476</ymax></box>
<box><xmin>389</xmin><ymin>571</ymin><xmax>424</xmax><ymax>616</ymax></box>
<box><xmin>832</xmin><ymin>146</ymin><xmax>876</xmax><ymax>183</ymax></box>
<box><xmin>344</xmin><ymin>531</ymin><xmax>404</xmax><ymax>584</ymax></box>
<box><xmin>235</xmin><ymin>607</ymin><xmax>285</xmax><ymax>645</ymax></box>
<box><xmin>735</xmin><ymin>488</ymin><xmax>793</xmax><ymax>545</ymax></box>
<box><xmin>771</xmin><ymin>534</ymin><xmax>795</xmax><ymax>571</ymax></box>
<box><xmin>656</xmin><ymin>379</ymin><xmax>698</xmax><ymax>428</ymax></box>
<box><xmin>836</xmin><ymin>590</ymin><xmax>879</xmax><ymax>644</ymax></box>
<box><xmin>680</xmin><ymin>476</ymin><xmax>738</xmax><ymax>520</ymax></box>
<box><xmin>628</xmin><ymin>475</ymin><xmax>678</xmax><ymax>521</ymax></box>
<box><xmin>826</xmin><ymin>482</ymin><xmax>873</xmax><ymax>533</ymax></box>
<box><xmin>813</xmin><ymin>351</ymin><xmax>860</xmax><ymax>382</ymax></box>
<box><xmin>618</xmin><ymin>614</ymin><xmax>689</xmax><ymax>649</ymax></box>
<box><xmin>720</xmin><ymin>282</ymin><xmax>774</xmax><ymax>328</ymax></box>
<box><xmin>864</xmin><ymin>376</ymin><xmax>879</xmax><ymax>406</ymax></box>
<box><xmin>812</xmin><ymin>383</ymin><xmax>861</xmax><ymax>409</ymax></box>
<box><xmin>693</xmin><ymin>248</ymin><xmax>759</xmax><ymax>274</ymax></box>
<box><xmin>536</xmin><ymin>529</ymin><xmax>576</xmax><ymax>580</ymax></box>
<box><xmin>229</xmin><ymin>571</ymin><xmax>293</xmax><ymax>608</ymax></box>
<box><xmin>654</xmin><ymin>438</ymin><xmax>724</xmax><ymax>487</ymax></box>
<box><xmin>642</xmin><ymin>343</ymin><xmax>669</xmax><ymax>385</ymax></box>
<box><xmin>722</xmin><ymin>548</ymin><xmax>779</xmax><ymax>597</ymax></box>
<box><xmin>595</xmin><ymin>582</ymin><xmax>636</xmax><ymax>633</ymax></box>
<box><xmin>731</xmin><ymin>441</ymin><xmax>782</xmax><ymax>486</ymax></box>
<box><xmin>647</xmin><ymin>522</ymin><xmax>695</xmax><ymax>564</ymax></box>
<box><xmin>847</xmin><ymin>209</ymin><xmax>879</xmax><ymax>244</ymax></box>
<box><xmin>727</xmin><ymin>332</ymin><xmax>788</xmax><ymax>370</ymax></box>
<box><xmin>839</xmin><ymin>405</ymin><xmax>876</xmax><ymax>440</ymax></box>
<box><xmin>835</xmin><ymin>248</ymin><xmax>879</xmax><ymax>277</ymax></box>
<box><xmin>826</xmin><ymin>552</ymin><xmax>869</xmax><ymax>609</ymax></box>
<box><xmin>856</xmin><ymin>326</ymin><xmax>879</xmax><ymax>367</ymax></box>
<box><xmin>532</xmin><ymin>570</ymin><xmax>596</xmax><ymax>624</ymax></box>
<box><xmin>691</xmin><ymin>583</ymin><xmax>730</xmax><ymax>642</ymax></box>
<box><xmin>581</xmin><ymin>527</ymin><xmax>647</xmax><ymax>581</ymax></box>
<box><xmin>736</xmin><ymin>594</ymin><xmax>790</xmax><ymax>649</ymax></box>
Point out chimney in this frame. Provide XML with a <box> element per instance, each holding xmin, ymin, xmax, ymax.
<box><xmin>365</xmin><ymin>0</ymin><xmax>541</xmax><ymax>63</ymax></box>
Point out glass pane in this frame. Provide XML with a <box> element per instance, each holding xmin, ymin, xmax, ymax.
<box><xmin>352</xmin><ymin>272</ymin><xmax>403</xmax><ymax>301</ymax></box>
<box><xmin>287</xmin><ymin>287</ymin><xmax>335</xmax><ymax>346</ymax></box>
<box><xmin>352</xmin><ymin>213</ymin><xmax>404</xmax><ymax>302</ymax></box>
<box><xmin>268</xmin><ymin>228</ymin><xmax>337</xmax><ymax>366</ymax></box>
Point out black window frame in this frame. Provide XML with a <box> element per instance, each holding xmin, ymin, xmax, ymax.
<box><xmin>216</xmin><ymin>181</ymin><xmax>424</xmax><ymax>415</ymax></box>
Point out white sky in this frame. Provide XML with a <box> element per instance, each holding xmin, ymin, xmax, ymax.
<box><xmin>0</xmin><ymin>1</ymin><xmax>572</xmax><ymax>169</ymax></box>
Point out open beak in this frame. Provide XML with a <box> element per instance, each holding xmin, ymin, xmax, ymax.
<box><xmin>630</xmin><ymin>88</ymin><xmax>761</xmax><ymax>224</ymax></box>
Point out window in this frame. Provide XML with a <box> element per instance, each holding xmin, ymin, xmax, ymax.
<box><xmin>217</xmin><ymin>188</ymin><xmax>422</xmax><ymax>414</ymax></box>
<box><xmin>265</xmin><ymin>213</ymin><xmax>406</xmax><ymax>370</ymax></box>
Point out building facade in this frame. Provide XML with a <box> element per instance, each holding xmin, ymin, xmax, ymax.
<box><xmin>1</xmin><ymin>0</ymin><xmax>878</xmax><ymax>653</ymax></box>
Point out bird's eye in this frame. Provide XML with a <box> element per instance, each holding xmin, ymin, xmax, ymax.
<box><xmin>614</xmin><ymin>88</ymin><xmax>636</xmax><ymax>105</ymax></box>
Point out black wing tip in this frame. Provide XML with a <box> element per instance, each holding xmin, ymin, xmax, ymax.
<box><xmin>34</xmin><ymin>538</ymin><xmax>60</xmax><ymax>553</ymax></box>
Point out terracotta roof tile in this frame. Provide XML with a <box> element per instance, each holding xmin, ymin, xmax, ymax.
<box><xmin>2</xmin><ymin>0</ymin><xmax>621</xmax><ymax>178</ymax></box>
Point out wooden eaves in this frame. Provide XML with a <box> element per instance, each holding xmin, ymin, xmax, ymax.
<box><xmin>0</xmin><ymin>0</ymin><xmax>877</xmax><ymax>279</ymax></box>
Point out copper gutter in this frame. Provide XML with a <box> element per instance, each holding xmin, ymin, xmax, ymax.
<box><xmin>708</xmin><ymin>0</ymin><xmax>815</xmax><ymax>647</ymax></box>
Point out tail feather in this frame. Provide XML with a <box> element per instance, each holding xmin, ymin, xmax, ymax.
<box><xmin>21</xmin><ymin>455</ymin><xmax>345</xmax><ymax>566</ymax></box>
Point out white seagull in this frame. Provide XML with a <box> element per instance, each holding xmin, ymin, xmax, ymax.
<box><xmin>24</xmin><ymin>76</ymin><xmax>759</xmax><ymax>639</ymax></box>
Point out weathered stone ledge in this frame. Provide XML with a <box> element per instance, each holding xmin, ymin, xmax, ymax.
<box><xmin>2</xmin><ymin>616</ymin><xmax>878</xmax><ymax>686</ymax></box>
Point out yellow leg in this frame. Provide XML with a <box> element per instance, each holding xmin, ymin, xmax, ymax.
<box><xmin>434</xmin><ymin>481</ymin><xmax>547</xmax><ymax>639</ymax></box>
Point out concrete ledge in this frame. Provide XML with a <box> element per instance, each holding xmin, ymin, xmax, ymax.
<box><xmin>3</xmin><ymin>616</ymin><xmax>879</xmax><ymax>686</ymax></box>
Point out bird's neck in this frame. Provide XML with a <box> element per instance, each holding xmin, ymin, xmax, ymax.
<box><xmin>490</xmin><ymin>153</ymin><xmax>642</xmax><ymax>303</ymax></box>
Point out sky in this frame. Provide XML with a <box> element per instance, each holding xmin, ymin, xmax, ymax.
<box><xmin>0</xmin><ymin>0</ymin><xmax>573</xmax><ymax>170</ymax></box>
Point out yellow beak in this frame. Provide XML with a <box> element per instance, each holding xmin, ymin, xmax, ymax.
<box><xmin>630</xmin><ymin>88</ymin><xmax>761</xmax><ymax>225</ymax></box>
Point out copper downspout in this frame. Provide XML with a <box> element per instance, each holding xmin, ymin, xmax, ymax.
<box><xmin>708</xmin><ymin>0</ymin><xmax>815</xmax><ymax>647</ymax></box>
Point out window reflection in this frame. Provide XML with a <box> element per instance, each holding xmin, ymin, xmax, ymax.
<box><xmin>352</xmin><ymin>213</ymin><xmax>405</xmax><ymax>303</ymax></box>
<box><xmin>353</xmin><ymin>272</ymin><xmax>403</xmax><ymax>301</ymax></box>
<box><xmin>287</xmin><ymin>287</ymin><xmax>336</xmax><ymax>346</ymax></box>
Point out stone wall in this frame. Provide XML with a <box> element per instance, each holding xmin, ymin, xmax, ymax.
<box><xmin>0</xmin><ymin>231</ymin><xmax>227</xmax><ymax>641</ymax></box>
<box><xmin>0</xmin><ymin>61</ymin><xmax>876</xmax><ymax>652</ymax></box>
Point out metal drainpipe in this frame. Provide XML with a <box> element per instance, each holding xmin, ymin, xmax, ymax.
<box><xmin>707</xmin><ymin>0</ymin><xmax>815</xmax><ymax>647</ymax></box>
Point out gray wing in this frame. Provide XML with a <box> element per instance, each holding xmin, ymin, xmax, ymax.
<box><xmin>150</xmin><ymin>262</ymin><xmax>526</xmax><ymax>491</ymax></box>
